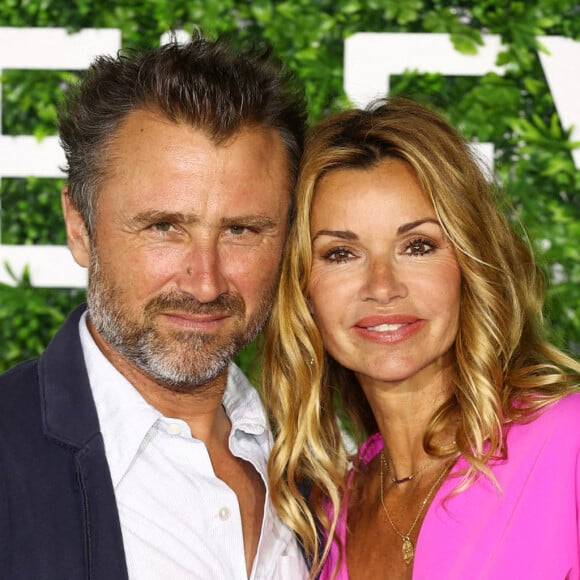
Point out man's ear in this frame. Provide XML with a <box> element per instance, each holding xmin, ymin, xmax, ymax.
<box><xmin>61</xmin><ymin>186</ymin><xmax>90</xmax><ymax>268</ymax></box>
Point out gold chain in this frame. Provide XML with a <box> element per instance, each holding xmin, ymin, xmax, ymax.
<box><xmin>382</xmin><ymin>452</ymin><xmax>432</xmax><ymax>484</ymax></box>
<box><xmin>379</xmin><ymin>452</ymin><xmax>450</xmax><ymax>565</ymax></box>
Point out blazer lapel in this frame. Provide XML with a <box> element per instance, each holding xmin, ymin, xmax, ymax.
<box><xmin>39</xmin><ymin>304</ymin><xmax>129</xmax><ymax>580</ymax></box>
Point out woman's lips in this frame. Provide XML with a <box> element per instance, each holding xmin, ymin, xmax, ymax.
<box><xmin>353</xmin><ymin>315</ymin><xmax>425</xmax><ymax>343</ymax></box>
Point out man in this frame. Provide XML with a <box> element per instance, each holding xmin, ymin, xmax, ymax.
<box><xmin>0</xmin><ymin>33</ymin><xmax>307</xmax><ymax>579</ymax></box>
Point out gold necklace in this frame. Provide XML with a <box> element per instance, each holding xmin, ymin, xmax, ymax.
<box><xmin>379</xmin><ymin>452</ymin><xmax>450</xmax><ymax>565</ymax></box>
<box><xmin>382</xmin><ymin>451</ymin><xmax>431</xmax><ymax>484</ymax></box>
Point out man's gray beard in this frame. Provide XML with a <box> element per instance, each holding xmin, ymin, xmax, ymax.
<box><xmin>86</xmin><ymin>250</ymin><xmax>273</xmax><ymax>393</ymax></box>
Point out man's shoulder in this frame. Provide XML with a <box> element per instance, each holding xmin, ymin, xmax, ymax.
<box><xmin>0</xmin><ymin>356</ymin><xmax>38</xmax><ymax>382</ymax></box>
<box><xmin>0</xmin><ymin>357</ymin><xmax>41</xmax><ymax>413</ymax></box>
<box><xmin>0</xmin><ymin>305</ymin><xmax>87</xmax><ymax>430</ymax></box>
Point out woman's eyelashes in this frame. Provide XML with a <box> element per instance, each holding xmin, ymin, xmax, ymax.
<box><xmin>319</xmin><ymin>237</ymin><xmax>438</xmax><ymax>264</ymax></box>
<box><xmin>322</xmin><ymin>246</ymin><xmax>356</xmax><ymax>264</ymax></box>
<box><xmin>403</xmin><ymin>237</ymin><xmax>437</xmax><ymax>256</ymax></box>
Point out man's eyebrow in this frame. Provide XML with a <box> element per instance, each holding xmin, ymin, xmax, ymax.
<box><xmin>130</xmin><ymin>211</ymin><xmax>200</xmax><ymax>226</ymax></box>
<box><xmin>220</xmin><ymin>216</ymin><xmax>278</xmax><ymax>229</ymax></box>
<box><xmin>130</xmin><ymin>212</ymin><xmax>279</xmax><ymax>229</ymax></box>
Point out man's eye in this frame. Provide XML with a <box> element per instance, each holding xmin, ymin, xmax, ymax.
<box><xmin>152</xmin><ymin>222</ymin><xmax>173</xmax><ymax>232</ymax></box>
<box><xmin>230</xmin><ymin>225</ymin><xmax>248</xmax><ymax>235</ymax></box>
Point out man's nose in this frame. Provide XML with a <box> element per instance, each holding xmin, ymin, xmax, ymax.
<box><xmin>177</xmin><ymin>240</ymin><xmax>229</xmax><ymax>303</ymax></box>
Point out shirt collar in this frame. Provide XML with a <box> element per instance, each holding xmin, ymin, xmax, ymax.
<box><xmin>78</xmin><ymin>312</ymin><xmax>267</xmax><ymax>486</ymax></box>
<box><xmin>223</xmin><ymin>363</ymin><xmax>268</xmax><ymax>437</ymax></box>
<box><xmin>79</xmin><ymin>312</ymin><xmax>160</xmax><ymax>487</ymax></box>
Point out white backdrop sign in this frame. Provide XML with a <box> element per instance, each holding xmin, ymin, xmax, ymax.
<box><xmin>0</xmin><ymin>28</ymin><xmax>578</xmax><ymax>287</ymax></box>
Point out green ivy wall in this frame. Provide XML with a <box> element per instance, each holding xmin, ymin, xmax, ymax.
<box><xmin>1</xmin><ymin>0</ymin><xmax>579</xmax><ymax>374</ymax></box>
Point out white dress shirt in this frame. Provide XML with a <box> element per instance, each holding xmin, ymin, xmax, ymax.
<box><xmin>79</xmin><ymin>313</ymin><xmax>307</xmax><ymax>579</ymax></box>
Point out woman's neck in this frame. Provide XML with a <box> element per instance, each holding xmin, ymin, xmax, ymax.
<box><xmin>358</xmin><ymin>363</ymin><xmax>456</xmax><ymax>475</ymax></box>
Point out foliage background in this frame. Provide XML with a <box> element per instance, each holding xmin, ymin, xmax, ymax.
<box><xmin>1</xmin><ymin>0</ymin><xmax>579</xmax><ymax>375</ymax></box>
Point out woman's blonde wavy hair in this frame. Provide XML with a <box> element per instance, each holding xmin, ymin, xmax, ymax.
<box><xmin>261</xmin><ymin>97</ymin><xmax>580</xmax><ymax>575</ymax></box>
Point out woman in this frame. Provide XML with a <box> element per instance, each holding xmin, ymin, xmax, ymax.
<box><xmin>262</xmin><ymin>97</ymin><xmax>580</xmax><ymax>579</ymax></box>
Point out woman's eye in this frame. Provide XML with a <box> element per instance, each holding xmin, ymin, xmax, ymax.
<box><xmin>324</xmin><ymin>248</ymin><xmax>354</xmax><ymax>263</ymax></box>
<box><xmin>405</xmin><ymin>238</ymin><xmax>435</xmax><ymax>256</ymax></box>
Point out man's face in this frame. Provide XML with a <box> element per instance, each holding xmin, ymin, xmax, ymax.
<box><xmin>64</xmin><ymin>109</ymin><xmax>290</xmax><ymax>392</ymax></box>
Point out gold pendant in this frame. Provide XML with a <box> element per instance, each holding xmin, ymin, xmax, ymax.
<box><xmin>402</xmin><ymin>537</ymin><xmax>414</xmax><ymax>565</ymax></box>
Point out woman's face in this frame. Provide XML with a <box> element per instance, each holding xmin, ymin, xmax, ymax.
<box><xmin>308</xmin><ymin>158</ymin><xmax>461</xmax><ymax>390</ymax></box>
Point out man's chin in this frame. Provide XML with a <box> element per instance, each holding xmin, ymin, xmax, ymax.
<box><xmin>125</xmin><ymin>332</ymin><xmax>242</xmax><ymax>389</ymax></box>
<box><xmin>140</xmin><ymin>356</ymin><xmax>232</xmax><ymax>393</ymax></box>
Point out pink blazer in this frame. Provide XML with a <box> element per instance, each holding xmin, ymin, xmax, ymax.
<box><xmin>321</xmin><ymin>393</ymin><xmax>580</xmax><ymax>579</ymax></box>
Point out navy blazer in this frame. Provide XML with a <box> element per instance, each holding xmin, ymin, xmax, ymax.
<box><xmin>0</xmin><ymin>305</ymin><xmax>129</xmax><ymax>579</ymax></box>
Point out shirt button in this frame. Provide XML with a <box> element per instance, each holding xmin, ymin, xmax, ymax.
<box><xmin>167</xmin><ymin>423</ymin><xmax>182</xmax><ymax>435</ymax></box>
<box><xmin>218</xmin><ymin>507</ymin><xmax>230</xmax><ymax>521</ymax></box>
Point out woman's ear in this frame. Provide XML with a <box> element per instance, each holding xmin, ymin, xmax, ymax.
<box><xmin>61</xmin><ymin>186</ymin><xmax>90</xmax><ymax>268</ymax></box>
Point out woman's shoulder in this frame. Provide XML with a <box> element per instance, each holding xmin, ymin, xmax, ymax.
<box><xmin>510</xmin><ymin>392</ymin><xmax>580</xmax><ymax>447</ymax></box>
<box><xmin>536</xmin><ymin>392</ymin><xmax>580</xmax><ymax>424</ymax></box>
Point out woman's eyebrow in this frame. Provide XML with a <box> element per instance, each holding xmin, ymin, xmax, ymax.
<box><xmin>311</xmin><ymin>229</ymin><xmax>358</xmax><ymax>242</ymax></box>
<box><xmin>397</xmin><ymin>218</ymin><xmax>441</xmax><ymax>234</ymax></box>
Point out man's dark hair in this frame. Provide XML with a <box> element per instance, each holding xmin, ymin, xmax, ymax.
<box><xmin>58</xmin><ymin>31</ymin><xmax>307</xmax><ymax>232</ymax></box>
